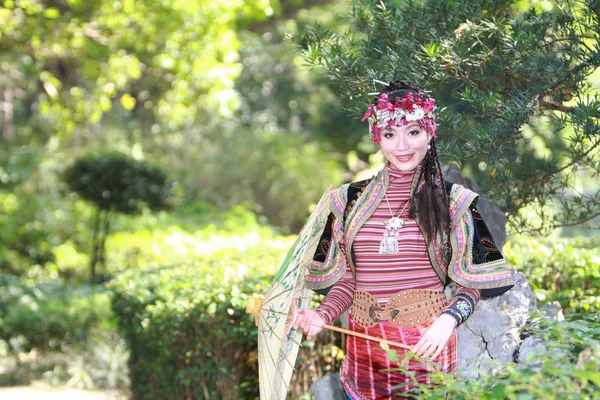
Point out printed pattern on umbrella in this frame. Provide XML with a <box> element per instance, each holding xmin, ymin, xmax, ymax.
<box><xmin>257</xmin><ymin>188</ymin><xmax>332</xmax><ymax>399</ymax></box>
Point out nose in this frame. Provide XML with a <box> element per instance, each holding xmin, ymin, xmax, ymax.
<box><xmin>396</xmin><ymin>133</ymin><xmax>409</xmax><ymax>151</ymax></box>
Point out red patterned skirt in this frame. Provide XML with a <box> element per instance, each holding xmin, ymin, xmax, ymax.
<box><xmin>341</xmin><ymin>314</ymin><xmax>457</xmax><ymax>399</ymax></box>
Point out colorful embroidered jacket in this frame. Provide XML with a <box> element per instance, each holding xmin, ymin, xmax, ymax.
<box><xmin>306</xmin><ymin>167</ymin><xmax>515</xmax><ymax>325</ymax></box>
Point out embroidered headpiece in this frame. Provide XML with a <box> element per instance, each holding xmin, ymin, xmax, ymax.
<box><xmin>361</xmin><ymin>92</ymin><xmax>437</xmax><ymax>143</ymax></box>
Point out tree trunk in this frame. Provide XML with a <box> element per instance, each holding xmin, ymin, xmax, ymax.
<box><xmin>97</xmin><ymin>210</ymin><xmax>111</xmax><ymax>278</ymax></box>
<box><xmin>89</xmin><ymin>207</ymin><xmax>101</xmax><ymax>281</ymax></box>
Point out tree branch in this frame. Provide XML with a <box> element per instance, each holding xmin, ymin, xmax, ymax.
<box><xmin>516</xmin><ymin>210</ymin><xmax>600</xmax><ymax>234</ymax></box>
<box><xmin>524</xmin><ymin>136</ymin><xmax>600</xmax><ymax>187</ymax></box>
<box><xmin>540</xmin><ymin>100</ymin><xmax>600</xmax><ymax>118</ymax></box>
<box><xmin>511</xmin><ymin>135</ymin><xmax>600</xmax><ymax>213</ymax></box>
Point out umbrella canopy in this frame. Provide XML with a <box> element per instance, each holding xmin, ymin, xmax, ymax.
<box><xmin>251</xmin><ymin>187</ymin><xmax>332</xmax><ymax>400</ymax></box>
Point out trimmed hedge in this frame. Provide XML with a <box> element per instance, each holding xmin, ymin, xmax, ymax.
<box><xmin>109</xmin><ymin>233</ymin><xmax>600</xmax><ymax>398</ymax></box>
<box><xmin>504</xmin><ymin>236</ymin><xmax>600</xmax><ymax>314</ymax></box>
<box><xmin>109</xmin><ymin>239</ymin><xmax>286</xmax><ymax>399</ymax></box>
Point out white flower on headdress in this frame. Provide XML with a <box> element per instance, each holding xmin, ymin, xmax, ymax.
<box><xmin>405</xmin><ymin>106</ymin><xmax>425</xmax><ymax>121</ymax></box>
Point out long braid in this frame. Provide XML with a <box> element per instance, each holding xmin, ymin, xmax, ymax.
<box><xmin>431</xmin><ymin>140</ymin><xmax>452</xmax><ymax>260</ymax></box>
<box><xmin>416</xmin><ymin>139</ymin><xmax>450</xmax><ymax>242</ymax></box>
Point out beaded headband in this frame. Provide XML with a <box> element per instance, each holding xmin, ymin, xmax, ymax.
<box><xmin>361</xmin><ymin>92</ymin><xmax>437</xmax><ymax>143</ymax></box>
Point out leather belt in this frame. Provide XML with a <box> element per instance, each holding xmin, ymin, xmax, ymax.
<box><xmin>351</xmin><ymin>289</ymin><xmax>448</xmax><ymax>328</ymax></box>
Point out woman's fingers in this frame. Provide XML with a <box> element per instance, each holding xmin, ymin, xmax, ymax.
<box><xmin>431</xmin><ymin>344</ymin><xmax>444</xmax><ymax>360</ymax></box>
<box><xmin>292</xmin><ymin>308</ymin><xmax>304</xmax><ymax>330</ymax></box>
<box><xmin>293</xmin><ymin>308</ymin><xmax>325</xmax><ymax>339</ymax></box>
<box><xmin>413</xmin><ymin>336</ymin><xmax>435</xmax><ymax>357</ymax></box>
<box><xmin>421</xmin><ymin>340</ymin><xmax>439</xmax><ymax>358</ymax></box>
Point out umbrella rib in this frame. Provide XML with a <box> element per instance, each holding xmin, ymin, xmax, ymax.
<box><xmin>261</xmin><ymin>330</ymin><xmax>292</xmax><ymax>394</ymax></box>
<box><xmin>262</xmin><ymin>286</ymin><xmax>294</xmax><ymax>305</ymax></box>
<box><xmin>258</xmin><ymin>316</ymin><xmax>286</xmax><ymax>398</ymax></box>
<box><xmin>259</xmin><ymin>345</ymin><xmax>277</xmax><ymax>399</ymax></box>
<box><xmin>265</xmin><ymin>309</ymin><xmax>290</xmax><ymax>317</ymax></box>
<box><xmin>277</xmin><ymin>337</ymin><xmax>300</xmax><ymax>370</ymax></box>
<box><xmin>258</xmin><ymin>312</ymin><xmax>302</xmax><ymax>393</ymax></box>
<box><xmin>269</xmin><ymin>257</ymin><xmax>311</xmax><ymax>289</ymax></box>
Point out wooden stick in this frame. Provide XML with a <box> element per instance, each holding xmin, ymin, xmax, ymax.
<box><xmin>314</xmin><ymin>323</ymin><xmax>411</xmax><ymax>350</ymax></box>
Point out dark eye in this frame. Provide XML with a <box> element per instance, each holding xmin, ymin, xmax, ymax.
<box><xmin>383</xmin><ymin>132</ymin><xmax>394</xmax><ymax>139</ymax></box>
<box><xmin>408</xmin><ymin>129</ymin><xmax>421</xmax><ymax>136</ymax></box>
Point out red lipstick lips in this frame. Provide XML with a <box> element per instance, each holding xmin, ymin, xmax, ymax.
<box><xmin>395</xmin><ymin>154</ymin><xmax>414</xmax><ymax>162</ymax></box>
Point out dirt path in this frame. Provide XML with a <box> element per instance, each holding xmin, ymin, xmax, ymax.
<box><xmin>0</xmin><ymin>387</ymin><xmax>127</xmax><ymax>399</ymax></box>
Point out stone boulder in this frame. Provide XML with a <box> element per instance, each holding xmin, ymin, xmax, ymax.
<box><xmin>311</xmin><ymin>371</ymin><xmax>346</xmax><ymax>400</ymax></box>
<box><xmin>456</xmin><ymin>271</ymin><xmax>537</xmax><ymax>378</ymax></box>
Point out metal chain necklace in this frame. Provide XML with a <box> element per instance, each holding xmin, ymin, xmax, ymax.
<box><xmin>379</xmin><ymin>194</ymin><xmax>411</xmax><ymax>255</ymax></box>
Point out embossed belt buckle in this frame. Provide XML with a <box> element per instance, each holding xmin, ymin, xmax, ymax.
<box><xmin>368</xmin><ymin>305</ymin><xmax>384</xmax><ymax>322</ymax></box>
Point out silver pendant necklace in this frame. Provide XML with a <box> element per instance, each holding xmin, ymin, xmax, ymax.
<box><xmin>379</xmin><ymin>194</ymin><xmax>411</xmax><ymax>255</ymax></box>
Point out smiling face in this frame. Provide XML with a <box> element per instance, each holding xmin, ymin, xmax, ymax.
<box><xmin>379</xmin><ymin>122</ymin><xmax>433</xmax><ymax>172</ymax></box>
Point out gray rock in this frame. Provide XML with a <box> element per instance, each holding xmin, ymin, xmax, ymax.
<box><xmin>517</xmin><ymin>335</ymin><xmax>548</xmax><ymax>366</ymax></box>
<box><xmin>538</xmin><ymin>301</ymin><xmax>565</xmax><ymax>321</ymax></box>
<box><xmin>457</xmin><ymin>271</ymin><xmax>537</xmax><ymax>377</ymax></box>
<box><xmin>311</xmin><ymin>371</ymin><xmax>346</xmax><ymax>400</ymax></box>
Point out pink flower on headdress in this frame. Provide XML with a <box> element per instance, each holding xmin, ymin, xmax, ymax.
<box><xmin>361</xmin><ymin>104</ymin><xmax>374</xmax><ymax>122</ymax></box>
<box><xmin>396</xmin><ymin>92</ymin><xmax>415</xmax><ymax>110</ymax></box>
<box><xmin>371</xmin><ymin>125</ymin><xmax>382</xmax><ymax>143</ymax></box>
<box><xmin>419</xmin><ymin>119</ymin><xmax>437</xmax><ymax>138</ymax></box>
<box><xmin>375</xmin><ymin>93</ymin><xmax>392</xmax><ymax>111</ymax></box>
<box><xmin>421</xmin><ymin>98</ymin><xmax>436</xmax><ymax>113</ymax></box>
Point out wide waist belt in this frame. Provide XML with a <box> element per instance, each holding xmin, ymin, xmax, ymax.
<box><xmin>351</xmin><ymin>289</ymin><xmax>448</xmax><ymax>328</ymax></box>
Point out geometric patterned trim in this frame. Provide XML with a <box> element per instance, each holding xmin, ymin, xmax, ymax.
<box><xmin>305</xmin><ymin>185</ymin><xmax>349</xmax><ymax>291</ymax></box>
<box><xmin>447</xmin><ymin>208</ymin><xmax>515</xmax><ymax>289</ymax></box>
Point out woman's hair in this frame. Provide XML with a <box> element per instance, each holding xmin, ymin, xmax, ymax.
<box><xmin>377</xmin><ymin>81</ymin><xmax>451</xmax><ymax>257</ymax></box>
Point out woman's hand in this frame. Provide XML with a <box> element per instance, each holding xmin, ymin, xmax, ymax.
<box><xmin>412</xmin><ymin>313</ymin><xmax>457</xmax><ymax>359</ymax></box>
<box><xmin>293</xmin><ymin>308</ymin><xmax>325</xmax><ymax>340</ymax></box>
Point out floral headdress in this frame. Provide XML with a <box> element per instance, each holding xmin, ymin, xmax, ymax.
<box><xmin>361</xmin><ymin>92</ymin><xmax>437</xmax><ymax>143</ymax></box>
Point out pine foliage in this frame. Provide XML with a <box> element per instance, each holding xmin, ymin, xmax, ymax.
<box><xmin>298</xmin><ymin>0</ymin><xmax>600</xmax><ymax>233</ymax></box>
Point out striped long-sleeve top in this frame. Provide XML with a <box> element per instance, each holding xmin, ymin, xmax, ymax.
<box><xmin>316</xmin><ymin>164</ymin><xmax>480</xmax><ymax>326</ymax></box>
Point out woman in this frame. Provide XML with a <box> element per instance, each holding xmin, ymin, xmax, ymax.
<box><xmin>293</xmin><ymin>81</ymin><xmax>514</xmax><ymax>399</ymax></box>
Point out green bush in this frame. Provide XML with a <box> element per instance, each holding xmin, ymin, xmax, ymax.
<box><xmin>504</xmin><ymin>236</ymin><xmax>600</xmax><ymax>314</ymax></box>
<box><xmin>383</xmin><ymin>313</ymin><xmax>600</xmax><ymax>399</ymax></box>
<box><xmin>104</xmin><ymin>204</ymin><xmax>282</xmax><ymax>275</ymax></box>
<box><xmin>0</xmin><ymin>274</ymin><xmax>114</xmax><ymax>352</ymax></box>
<box><xmin>109</xmin><ymin>243</ymin><xmax>283</xmax><ymax>399</ymax></box>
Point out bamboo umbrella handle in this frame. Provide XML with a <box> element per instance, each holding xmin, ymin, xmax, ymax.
<box><xmin>314</xmin><ymin>323</ymin><xmax>411</xmax><ymax>350</ymax></box>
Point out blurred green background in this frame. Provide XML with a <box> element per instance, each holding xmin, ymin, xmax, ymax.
<box><xmin>0</xmin><ymin>0</ymin><xmax>598</xmax><ymax>399</ymax></box>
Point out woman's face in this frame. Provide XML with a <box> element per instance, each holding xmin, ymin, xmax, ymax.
<box><xmin>379</xmin><ymin>122</ymin><xmax>432</xmax><ymax>172</ymax></box>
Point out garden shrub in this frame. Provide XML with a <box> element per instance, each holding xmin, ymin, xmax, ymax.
<box><xmin>382</xmin><ymin>313</ymin><xmax>600</xmax><ymax>399</ymax></box>
<box><xmin>104</xmin><ymin>204</ymin><xmax>281</xmax><ymax>275</ymax></box>
<box><xmin>504</xmin><ymin>235</ymin><xmax>600</xmax><ymax>314</ymax></box>
<box><xmin>110</xmin><ymin>249</ymin><xmax>275</xmax><ymax>399</ymax></box>
<box><xmin>0</xmin><ymin>274</ymin><xmax>114</xmax><ymax>352</ymax></box>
